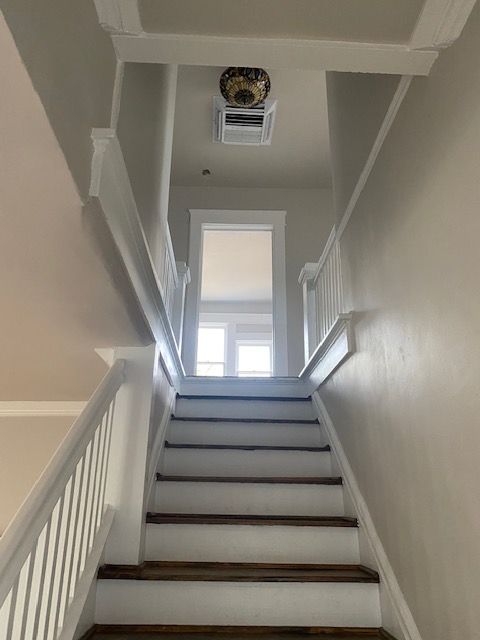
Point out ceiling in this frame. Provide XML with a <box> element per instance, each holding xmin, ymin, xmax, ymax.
<box><xmin>140</xmin><ymin>0</ymin><xmax>423</xmax><ymax>44</ymax></box>
<box><xmin>200</xmin><ymin>230</ymin><xmax>272</xmax><ymax>302</ymax></box>
<box><xmin>171</xmin><ymin>65</ymin><xmax>331</xmax><ymax>188</ymax></box>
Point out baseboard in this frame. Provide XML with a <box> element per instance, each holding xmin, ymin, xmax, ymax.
<box><xmin>311</xmin><ymin>392</ymin><xmax>422</xmax><ymax>640</ymax></box>
<box><xmin>146</xmin><ymin>385</ymin><xmax>177</xmax><ymax>504</ymax></box>
<box><xmin>76</xmin><ymin>626</ymin><xmax>98</xmax><ymax>640</ymax></box>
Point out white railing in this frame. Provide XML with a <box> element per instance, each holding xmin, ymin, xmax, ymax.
<box><xmin>0</xmin><ymin>360</ymin><xmax>125</xmax><ymax>640</ymax></box>
<box><xmin>299</xmin><ymin>227</ymin><xmax>345</xmax><ymax>361</ymax></box>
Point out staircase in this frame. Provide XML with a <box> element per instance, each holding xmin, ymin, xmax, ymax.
<box><xmin>90</xmin><ymin>394</ymin><xmax>392</xmax><ymax>639</ymax></box>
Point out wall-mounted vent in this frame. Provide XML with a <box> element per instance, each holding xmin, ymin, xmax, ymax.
<box><xmin>213</xmin><ymin>97</ymin><xmax>277</xmax><ymax>146</ymax></box>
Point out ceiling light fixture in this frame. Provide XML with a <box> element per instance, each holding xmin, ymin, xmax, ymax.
<box><xmin>219</xmin><ymin>67</ymin><xmax>271</xmax><ymax>109</ymax></box>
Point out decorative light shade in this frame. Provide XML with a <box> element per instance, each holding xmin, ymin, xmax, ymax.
<box><xmin>219</xmin><ymin>67</ymin><xmax>271</xmax><ymax>108</ymax></box>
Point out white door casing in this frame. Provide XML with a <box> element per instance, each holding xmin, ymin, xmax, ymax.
<box><xmin>183</xmin><ymin>209</ymin><xmax>288</xmax><ymax>376</ymax></box>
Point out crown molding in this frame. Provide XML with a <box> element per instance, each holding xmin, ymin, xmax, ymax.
<box><xmin>410</xmin><ymin>0</ymin><xmax>478</xmax><ymax>49</ymax></box>
<box><xmin>0</xmin><ymin>402</ymin><xmax>86</xmax><ymax>417</ymax></box>
<box><xmin>94</xmin><ymin>0</ymin><xmax>142</xmax><ymax>35</ymax></box>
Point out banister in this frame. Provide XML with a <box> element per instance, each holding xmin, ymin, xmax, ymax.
<box><xmin>0</xmin><ymin>359</ymin><xmax>125</xmax><ymax>610</ymax></box>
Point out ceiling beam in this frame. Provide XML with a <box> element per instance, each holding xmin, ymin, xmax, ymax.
<box><xmin>111</xmin><ymin>32</ymin><xmax>438</xmax><ymax>76</ymax></box>
<box><xmin>93</xmin><ymin>0</ymin><xmax>142</xmax><ymax>35</ymax></box>
<box><xmin>410</xmin><ymin>0</ymin><xmax>478</xmax><ymax>49</ymax></box>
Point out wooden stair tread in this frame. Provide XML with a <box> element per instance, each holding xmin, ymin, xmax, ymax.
<box><xmin>171</xmin><ymin>416</ymin><xmax>319</xmax><ymax>425</ymax></box>
<box><xmin>156</xmin><ymin>474</ymin><xmax>342</xmax><ymax>485</ymax></box>
<box><xmin>97</xmin><ymin>561</ymin><xmax>379</xmax><ymax>583</ymax></box>
<box><xmin>85</xmin><ymin>623</ymin><xmax>395</xmax><ymax>638</ymax></box>
<box><xmin>146</xmin><ymin>513</ymin><xmax>357</xmax><ymax>527</ymax></box>
<box><xmin>165</xmin><ymin>442</ymin><xmax>330</xmax><ymax>452</ymax></box>
<box><xmin>177</xmin><ymin>395</ymin><xmax>312</xmax><ymax>402</ymax></box>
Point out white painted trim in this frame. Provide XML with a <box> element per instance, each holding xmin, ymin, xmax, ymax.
<box><xmin>311</xmin><ymin>392</ymin><xmax>423</xmax><ymax>640</ymax></box>
<box><xmin>0</xmin><ymin>361</ymin><xmax>125</xmax><ymax>607</ymax></box>
<box><xmin>183</xmin><ymin>209</ymin><xmax>288</xmax><ymax>377</ymax></box>
<box><xmin>314</xmin><ymin>226</ymin><xmax>337</xmax><ymax>282</ymax></box>
<box><xmin>179</xmin><ymin>376</ymin><xmax>309</xmax><ymax>398</ymax></box>
<box><xmin>94</xmin><ymin>0</ymin><xmax>143</xmax><ymax>35</ymax></box>
<box><xmin>298</xmin><ymin>262</ymin><xmax>318</xmax><ymax>287</ymax></box>
<box><xmin>111</xmin><ymin>32</ymin><xmax>437</xmax><ymax>76</ymax></box>
<box><xmin>0</xmin><ymin>402</ymin><xmax>86</xmax><ymax>417</ymax></box>
<box><xmin>337</xmin><ymin>76</ymin><xmax>413</xmax><ymax>242</ymax></box>
<box><xmin>89</xmin><ymin>128</ymin><xmax>184</xmax><ymax>387</ymax></box>
<box><xmin>145</xmin><ymin>385</ymin><xmax>176</xmax><ymax>506</ymax></box>
<box><xmin>57</xmin><ymin>508</ymin><xmax>115</xmax><ymax>640</ymax></box>
<box><xmin>410</xmin><ymin>0</ymin><xmax>478</xmax><ymax>49</ymax></box>
<box><xmin>300</xmin><ymin>314</ymin><xmax>355</xmax><ymax>393</ymax></box>
<box><xmin>110</xmin><ymin>59</ymin><xmax>125</xmax><ymax>130</ymax></box>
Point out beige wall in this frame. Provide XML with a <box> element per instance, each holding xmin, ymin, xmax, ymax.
<box><xmin>0</xmin><ymin>416</ymin><xmax>73</xmax><ymax>534</ymax></box>
<box><xmin>1</xmin><ymin>1</ymin><xmax>116</xmax><ymax>198</ymax></box>
<box><xmin>169</xmin><ymin>186</ymin><xmax>334</xmax><ymax>375</ymax></box>
<box><xmin>0</xmin><ymin>12</ymin><xmax>147</xmax><ymax>400</ymax></box>
<box><xmin>320</xmin><ymin>6</ymin><xmax>480</xmax><ymax>639</ymax></box>
<box><xmin>118</xmin><ymin>63</ymin><xmax>178</xmax><ymax>270</ymax></box>
<box><xmin>326</xmin><ymin>72</ymin><xmax>399</xmax><ymax>222</ymax></box>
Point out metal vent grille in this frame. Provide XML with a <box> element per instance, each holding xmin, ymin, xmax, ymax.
<box><xmin>213</xmin><ymin>97</ymin><xmax>277</xmax><ymax>146</ymax></box>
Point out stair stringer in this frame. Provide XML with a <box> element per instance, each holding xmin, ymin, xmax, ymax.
<box><xmin>312</xmin><ymin>391</ymin><xmax>422</xmax><ymax>640</ymax></box>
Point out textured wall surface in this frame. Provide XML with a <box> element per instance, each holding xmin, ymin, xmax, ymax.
<box><xmin>320</xmin><ymin>6</ymin><xmax>480</xmax><ymax>639</ymax></box>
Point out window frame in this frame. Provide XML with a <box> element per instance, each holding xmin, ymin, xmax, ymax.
<box><xmin>235</xmin><ymin>339</ymin><xmax>273</xmax><ymax>378</ymax></box>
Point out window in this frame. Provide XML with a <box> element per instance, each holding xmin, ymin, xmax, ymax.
<box><xmin>196</xmin><ymin>325</ymin><xmax>226</xmax><ymax>376</ymax></box>
<box><xmin>236</xmin><ymin>342</ymin><xmax>272</xmax><ymax>377</ymax></box>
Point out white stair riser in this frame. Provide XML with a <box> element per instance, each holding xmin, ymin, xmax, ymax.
<box><xmin>167</xmin><ymin>421</ymin><xmax>323</xmax><ymax>447</ymax></box>
<box><xmin>145</xmin><ymin>523</ymin><xmax>360</xmax><ymax>564</ymax></box>
<box><xmin>155</xmin><ymin>482</ymin><xmax>344</xmax><ymax>516</ymax></box>
<box><xmin>161</xmin><ymin>449</ymin><xmax>332</xmax><ymax>477</ymax></box>
<box><xmin>96</xmin><ymin>581</ymin><xmax>381</xmax><ymax>627</ymax></box>
<box><xmin>174</xmin><ymin>398</ymin><xmax>314</xmax><ymax>421</ymax></box>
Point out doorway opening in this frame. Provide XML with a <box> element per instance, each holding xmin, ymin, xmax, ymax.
<box><xmin>183</xmin><ymin>209</ymin><xmax>287</xmax><ymax>377</ymax></box>
<box><xmin>196</xmin><ymin>227</ymin><xmax>273</xmax><ymax>377</ymax></box>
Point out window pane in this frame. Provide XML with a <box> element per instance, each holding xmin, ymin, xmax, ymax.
<box><xmin>196</xmin><ymin>363</ymin><xmax>225</xmax><ymax>376</ymax></box>
<box><xmin>237</xmin><ymin>345</ymin><xmax>271</xmax><ymax>374</ymax></box>
<box><xmin>197</xmin><ymin>327</ymin><xmax>225</xmax><ymax>362</ymax></box>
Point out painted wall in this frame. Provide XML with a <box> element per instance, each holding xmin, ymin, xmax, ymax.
<box><xmin>0</xmin><ymin>11</ymin><xmax>149</xmax><ymax>400</ymax></box>
<box><xmin>118</xmin><ymin>63</ymin><xmax>178</xmax><ymax>270</ymax></box>
<box><xmin>320</xmin><ymin>6</ymin><xmax>480</xmax><ymax>639</ymax></box>
<box><xmin>0</xmin><ymin>416</ymin><xmax>73</xmax><ymax>534</ymax></box>
<box><xmin>326</xmin><ymin>72</ymin><xmax>399</xmax><ymax>222</ymax></box>
<box><xmin>0</xmin><ymin>12</ymin><xmax>147</xmax><ymax>400</ymax></box>
<box><xmin>169</xmin><ymin>187</ymin><xmax>334</xmax><ymax>375</ymax></box>
<box><xmin>1</xmin><ymin>1</ymin><xmax>116</xmax><ymax>198</ymax></box>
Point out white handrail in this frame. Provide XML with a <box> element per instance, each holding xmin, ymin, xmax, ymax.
<box><xmin>0</xmin><ymin>359</ymin><xmax>125</xmax><ymax>638</ymax></box>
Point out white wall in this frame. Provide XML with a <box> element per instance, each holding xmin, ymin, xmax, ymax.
<box><xmin>1</xmin><ymin>0</ymin><xmax>116</xmax><ymax>198</ymax></box>
<box><xmin>326</xmin><ymin>72</ymin><xmax>399</xmax><ymax>222</ymax></box>
<box><xmin>319</xmin><ymin>5</ymin><xmax>480</xmax><ymax>639</ymax></box>
<box><xmin>169</xmin><ymin>186</ymin><xmax>334</xmax><ymax>374</ymax></box>
<box><xmin>0</xmin><ymin>416</ymin><xmax>73</xmax><ymax>534</ymax></box>
<box><xmin>118</xmin><ymin>63</ymin><xmax>178</xmax><ymax>270</ymax></box>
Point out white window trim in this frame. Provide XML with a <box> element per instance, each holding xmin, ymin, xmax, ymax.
<box><xmin>183</xmin><ymin>209</ymin><xmax>288</xmax><ymax>376</ymax></box>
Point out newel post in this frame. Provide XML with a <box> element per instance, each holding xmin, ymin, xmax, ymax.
<box><xmin>171</xmin><ymin>261</ymin><xmax>191</xmax><ymax>351</ymax></box>
<box><xmin>298</xmin><ymin>263</ymin><xmax>318</xmax><ymax>364</ymax></box>
<box><xmin>103</xmin><ymin>344</ymin><xmax>158</xmax><ymax>565</ymax></box>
